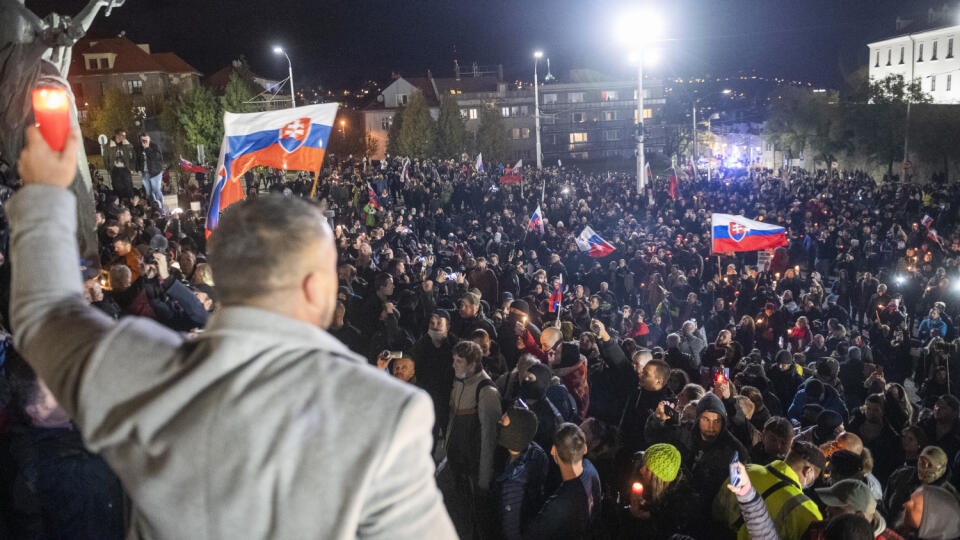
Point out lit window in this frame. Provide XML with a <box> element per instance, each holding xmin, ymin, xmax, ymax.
<box><xmin>511</xmin><ymin>128</ymin><xmax>521</xmax><ymax>139</ymax></box>
<box><xmin>603</xmin><ymin>111</ymin><xmax>618</xmax><ymax>121</ymax></box>
<box><xmin>125</xmin><ymin>79</ymin><xmax>143</xmax><ymax>95</ymax></box>
<box><xmin>568</xmin><ymin>92</ymin><xmax>584</xmax><ymax>103</ymax></box>
<box><xmin>521</xmin><ymin>128</ymin><xmax>531</xmax><ymax>139</ymax></box>
<box><xmin>469</xmin><ymin>108</ymin><xmax>478</xmax><ymax>120</ymax></box>
<box><xmin>569</xmin><ymin>132</ymin><xmax>588</xmax><ymax>143</ymax></box>
<box><xmin>502</xmin><ymin>107</ymin><xmax>511</xmax><ymax>117</ymax></box>
<box><xmin>396</xmin><ymin>94</ymin><xmax>408</xmax><ymax>106</ymax></box>
<box><xmin>460</xmin><ymin>109</ymin><xmax>468</xmax><ymax>119</ymax></box>
<box><xmin>381</xmin><ymin>117</ymin><xmax>392</xmax><ymax>130</ymax></box>
<box><xmin>601</xmin><ymin>90</ymin><xmax>618</xmax><ymax>101</ymax></box>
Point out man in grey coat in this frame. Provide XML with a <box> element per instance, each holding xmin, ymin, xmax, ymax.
<box><xmin>11</xmin><ymin>126</ymin><xmax>456</xmax><ymax>539</ymax></box>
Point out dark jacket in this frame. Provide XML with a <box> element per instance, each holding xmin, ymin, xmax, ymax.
<box><xmin>136</xmin><ymin>141</ymin><xmax>164</xmax><ymax>177</ymax></box>
<box><xmin>787</xmin><ymin>379</ymin><xmax>849</xmax><ymax>422</ymax></box>
<box><xmin>616</xmin><ymin>471</ymin><xmax>705</xmax><ymax>540</ymax></box>
<box><xmin>644</xmin><ymin>393</ymin><xmax>751</xmax><ymax>502</ymax></box>
<box><xmin>103</xmin><ymin>139</ymin><xmax>134</xmax><ymax>171</ymax></box>
<box><xmin>619</xmin><ymin>385</ymin><xmax>676</xmax><ymax>455</ymax></box>
<box><xmin>497</xmin><ymin>442</ymin><xmax>549</xmax><ymax>540</ymax></box>
<box><xmin>412</xmin><ymin>333</ymin><xmax>457</xmax><ymax>433</ymax></box>
<box><xmin>522</xmin><ymin>459</ymin><xmax>601</xmax><ymax>540</ymax></box>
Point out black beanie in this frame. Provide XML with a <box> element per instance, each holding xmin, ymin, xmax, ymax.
<box><xmin>521</xmin><ymin>363</ymin><xmax>552</xmax><ymax>401</ymax></box>
<box><xmin>557</xmin><ymin>342</ymin><xmax>581</xmax><ymax>368</ymax></box>
<box><xmin>696</xmin><ymin>393</ymin><xmax>728</xmax><ymax>423</ymax></box>
<box><xmin>511</xmin><ymin>299</ymin><xmax>530</xmax><ymax>315</ymax></box>
<box><xmin>498</xmin><ymin>407</ymin><xmax>539</xmax><ymax>452</ymax></box>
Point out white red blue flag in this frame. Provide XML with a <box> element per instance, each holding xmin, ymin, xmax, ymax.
<box><xmin>529</xmin><ymin>204</ymin><xmax>544</xmax><ymax>234</ymax></box>
<box><xmin>367</xmin><ymin>183</ymin><xmax>381</xmax><ymax>209</ymax></box>
<box><xmin>205</xmin><ymin>103</ymin><xmax>339</xmax><ymax>236</ymax></box>
<box><xmin>475</xmin><ymin>153</ymin><xmax>484</xmax><ymax>173</ymax></box>
<box><xmin>549</xmin><ymin>275</ymin><xmax>563</xmax><ymax>313</ymax></box>
<box><xmin>711</xmin><ymin>213</ymin><xmax>788</xmax><ymax>253</ymax></box>
<box><xmin>401</xmin><ymin>158</ymin><xmax>411</xmax><ymax>183</ymax></box>
<box><xmin>922</xmin><ymin>215</ymin><xmax>934</xmax><ymax>227</ymax></box>
<box><xmin>576</xmin><ymin>226</ymin><xmax>615</xmax><ymax>258</ymax></box>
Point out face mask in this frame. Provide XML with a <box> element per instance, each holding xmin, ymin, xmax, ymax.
<box><xmin>428</xmin><ymin>329</ymin><xmax>445</xmax><ymax>342</ymax></box>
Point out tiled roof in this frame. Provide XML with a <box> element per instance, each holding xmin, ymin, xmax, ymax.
<box><xmin>69</xmin><ymin>37</ymin><xmax>199</xmax><ymax>77</ymax></box>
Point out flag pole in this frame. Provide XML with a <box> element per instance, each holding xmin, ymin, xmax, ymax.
<box><xmin>310</xmin><ymin>170</ymin><xmax>320</xmax><ymax>198</ymax></box>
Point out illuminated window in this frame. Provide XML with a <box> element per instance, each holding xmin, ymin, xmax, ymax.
<box><xmin>521</xmin><ymin>128</ymin><xmax>530</xmax><ymax>139</ymax></box>
<box><xmin>644</xmin><ymin>108</ymin><xmax>652</xmax><ymax>119</ymax></box>
<box><xmin>601</xmin><ymin>90</ymin><xmax>618</xmax><ymax>101</ymax></box>
<box><xmin>502</xmin><ymin>107</ymin><xmax>511</xmax><ymax>117</ymax></box>
<box><xmin>469</xmin><ymin>108</ymin><xmax>478</xmax><ymax>120</ymax></box>
<box><xmin>125</xmin><ymin>79</ymin><xmax>143</xmax><ymax>95</ymax></box>
<box><xmin>511</xmin><ymin>128</ymin><xmax>521</xmax><ymax>139</ymax></box>
<box><xmin>603</xmin><ymin>111</ymin><xmax>619</xmax><ymax>121</ymax></box>
<box><xmin>396</xmin><ymin>94</ymin><xmax>408</xmax><ymax>106</ymax></box>
<box><xmin>569</xmin><ymin>132</ymin><xmax>588</xmax><ymax>143</ymax></box>
<box><xmin>381</xmin><ymin>116</ymin><xmax>393</xmax><ymax>130</ymax></box>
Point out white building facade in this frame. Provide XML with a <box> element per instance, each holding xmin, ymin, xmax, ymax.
<box><xmin>868</xmin><ymin>24</ymin><xmax>960</xmax><ymax>104</ymax></box>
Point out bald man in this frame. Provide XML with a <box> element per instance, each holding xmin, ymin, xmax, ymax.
<box><xmin>11</xmin><ymin>127</ymin><xmax>456</xmax><ymax>539</ymax></box>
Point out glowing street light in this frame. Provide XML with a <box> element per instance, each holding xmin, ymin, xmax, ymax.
<box><xmin>615</xmin><ymin>7</ymin><xmax>664</xmax><ymax>193</ymax></box>
<box><xmin>273</xmin><ymin>46</ymin><xmax>296</xmax><ymax>109</ymax></box>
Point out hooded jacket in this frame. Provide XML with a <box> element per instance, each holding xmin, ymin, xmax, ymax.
<box><xmin>918</xmin><ymin>485</ymin><xmax>960</xmax><ymax>540</ymax></box>
<box><xmin>644</xmin><ymin>392</ymin><xmax>750</xmax><ymax>502</ymax></box>
<box><xmin>787</xmin><ymin>378</ymin><xmax>849</xmax><ymax>422</ymax></box>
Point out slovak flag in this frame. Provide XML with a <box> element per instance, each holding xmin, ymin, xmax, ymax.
<box><xmin>401</xmin><ymin>158</ymin><xmax>411</xmax><ymax>183</ymax></box>
<box><xmin>205</xmin><ymin>103</ymin><xmax>339</xmax><ymax>236</ymax></box>
<box><xmin>549</xmin><ymin>275</ymin><xmax>563</xmax><ymax>313</ymax></box>
<box><xmin>645</xmin><ymin>162</ymin><xmax>652</xmax><ymax>179</ymax></box>
<box><xmin>179</xmin><ymin>158</ymin><xmax>209</xmax><ymax>173</ymax></box>
<box><xmin>367</xmin><ymin>183</ymin><xmax>381</xmax><ymax>209</ymax></box>
<box><xmin>475</xmin><ymin>153</ymin><xmax>484</xmax><ymax>173</ymax></box>
<box><xmin>576</xmin><ymin>226</ymin><xmax>616</xmax><ymax>258</ymax></box>
<box><xmin>922</xmin><ymin>215</ymin><xmax>934</xmax><ymax>227</ymax></box>
<box><xmin>669</xmin><ymin>168</ymin><xmax>679</xmax><ymax>199</ymax></box>
<box><xmin>529</xmin><ymin>204</ymin><xmax>545</xmax><ymax>234</ymax></box>
<box><xmin>711</xmin><ymin>213</ymin><xmax>788</xmax><ymax>253</ymax></box>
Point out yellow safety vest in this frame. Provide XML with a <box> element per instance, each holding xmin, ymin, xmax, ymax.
<box><xmin>716</xmin><ymin>460</ymin><xmax>822</xmax><ymax>540</ymax></box>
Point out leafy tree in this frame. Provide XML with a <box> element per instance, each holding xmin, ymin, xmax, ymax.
<box><xmin>176</xmin><ymin>86</ymin><xmax>223</xmax><ymax>163</ymax></box>
<box><xmin>436</xmin><ymin>94</ymin><xmax>467</xmax><ymax>158</ymax></box>
<box><xmin>476</xmin><ymin>104</ymin><xmax>508</xmax><ymax>165</ymax></box>
<box><xmin>386</xmin><ymin>106</ymin><xmax>404</xmax><ymax>156</ymax></box>
<box><xmin>913</xmin><ymin>105</ymin><xmax>960</xmax><ymax>177</ymax></box>
<box><xmin>396</xmin><ymin>90</ymin><xmax>436</xmax><ymax>157</ymax></box>
<box><xmin>221</xmin><ymin>72</ymin><xmax>257</xmax><ymax>114</ymax></box>
<box><xmin>83</xmin><ymin>88</ymin><xmax>136</xmax><ymax>140</ymax></box>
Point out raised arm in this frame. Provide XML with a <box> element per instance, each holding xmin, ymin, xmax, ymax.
<box><xmin>9</xmin><ymin>127</ymin><xmax>116</xmax><ymax>418</ymax></box>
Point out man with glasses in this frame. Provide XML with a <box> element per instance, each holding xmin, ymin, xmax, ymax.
<box><xmin>135</xmin><ymin>132</ymin><xmax>165</xmax><ymax>210</ymax></box>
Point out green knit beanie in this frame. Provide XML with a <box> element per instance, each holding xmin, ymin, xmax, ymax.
<box><xmin>644</xmin><ymin>443</ymin><xmax>681</xmax><ymax>482</ymax></box>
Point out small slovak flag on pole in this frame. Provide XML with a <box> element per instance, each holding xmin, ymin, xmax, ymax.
<box><xmin>475</xmin><ymin>153</ymin><xmax>484</xmax><ymax>173</ymax></box>
<box><xmin>576</xmin><ymin>226</ymin><xmax>616</xmax><ymax>258</ymax></box>
<box><xmin>549</xmin><ymin>275</ymin><xmax>564</xmax><ymax>313</ymax></box>
<box><xmin>367</xmin><ymin>183</ymin><xmax>380</xmax><ymax>209</ymax></box>
<box><xmin>529</xmin><ymin>204</ymin><xmax>545</xmax><ymax>234</ymax></box>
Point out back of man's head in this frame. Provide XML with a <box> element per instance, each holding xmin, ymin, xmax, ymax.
<box><xmin>209</xmin><ymin>195</ymin><xmax>332</xmax><ymax>307</ymax></box>
<box><xmin>823</xmin><ymin>513</ymin><xmax>873</xmax><ymax>540</ymax></box>
<box><xmin>554</xmin><ymin>422</ymin><xmax>587</xmax><ymax>465</ymax></box>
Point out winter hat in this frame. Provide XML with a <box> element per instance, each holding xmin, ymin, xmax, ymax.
<box><xmin>847</xmin><ymin>347</ymin><xmax>862</xmax><ymax>362</ymax></box>
<box><xmin>558</xmin><ymin>342</ymin><xmax>582</xmax><ymax>368</ymax></box>
<box><xmin>643</xmin><ymin>443</ymin><xmax>682</xmax><ymax>482</ymax></box>
<box><xmin>432</xmin><ymin>309</ymin><xmax>451</xmax><ymax>323</ymax></box>
<box><xmin>919</xmin><ymin>446</ymin><xmax>949</xmax><ymax>483</ymax></box>
<box><xmin>805</xmin><ymin>378</ymin><xmax>825</xmax><ymax>400</ymax></box>
<box><xmin>814</xmin><ymin>410</ymin><xmax>844</xmax><ymax>443</ymax></box>
<box><xmin>511</xmin><ymin>299</ymin><xmax>530</xmax><ymax>316</ymax></box>
<box><xmin>827</xmin><ymin>450</ymin><xmax>863</xmax><ymax>479</ymax></box>
<box><xmin>775</xmin><ymin>349</ymin><xmax>794</xmax><ymax>366</ymax></box>
<box><xmin>498</xmin><ymin>407</ymin><xmax>539</xmax><ymax>453</ymax></box>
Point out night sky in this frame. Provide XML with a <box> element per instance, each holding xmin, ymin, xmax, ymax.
<box><xmin>27</xmin><ymin>0</ymin><xmax>938</xmax><ymax>88</ymax></box>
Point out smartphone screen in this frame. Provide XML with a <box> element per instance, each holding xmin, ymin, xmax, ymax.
<box><xmin>729</xmin><ymin>451</ymin><xmax>742</xmax><ymax>487</ymax></box>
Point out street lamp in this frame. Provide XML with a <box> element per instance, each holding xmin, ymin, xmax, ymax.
<box><xmin>339</xmin><ymin>119</ymin><xmax>346</xmax><ymax>136</ymax></box>
<box><xmin>533</xmin><ymin>50</ymin><xmax>544</xmax><ymax>169</ymax></box>
<box><xmin>273</xmin><ymin>46</ymin><xmax>296</xmax><ymax>109</ymax></box>
<box><xmin>616</xmin><ymin>8</ymin><xmax>663</xmax><ymax>194</ymax></box>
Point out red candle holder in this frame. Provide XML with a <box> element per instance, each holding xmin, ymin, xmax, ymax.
<box><xmin>32</xmin><ymin>87</ymin><xmax>71</xmax><ymax>151</ymax></box>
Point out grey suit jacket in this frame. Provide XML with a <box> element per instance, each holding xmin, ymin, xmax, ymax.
<box><xmin>9</xmin><ymin>185</ymin><xmax>456</xmax><ymax>540</ymax></box>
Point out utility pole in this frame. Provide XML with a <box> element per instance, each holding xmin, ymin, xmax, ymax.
<box><xmin>534</xmin><ymin>51</ymin><xmax>543</xmax><ymax>169</ymax></box>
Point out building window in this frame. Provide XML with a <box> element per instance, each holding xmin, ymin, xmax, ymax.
<box><xmin>570</xmin><ymin>152</ymin><xmax>589</xmax><ymax>160</ymax></box>
<box><xmin>460</xmin><ymin>108</ymin><xmax>468</xmax><ymax>119</ymax></box>
<box><xmin>568</xmin><ymin>92</ymin><xmax>584</xmax><ymax>103</ymax></box>
<box><xmin>887</xmin><ymin>49</ymin><xmax>892</xmax><ymax>66</ymax></box>
<box><xmin>125</xmin><ymin>79</ymin><xmax>143</xmax><ymax>95</ymax></box>
<box><xmin>569</xmin><ymin>132</ymin><xmax>588</xmax><ymax>143</ymax></box>
<box><xmin>396</xmin><ymin>94</ymin><xmax>408</xmax><ymax>106</ymax></box>
<box><xmin>573</xmin><ymin>112</ymin><xmax>585</xmax><ymax>123</ymax></box>
<box><xmin>381</xmin><ymin>116</ymin><xmax>393</xmax><ymax>130</ymax></box>
<box><xmin>603</xmin><ymin>111</ymin><xmax>618</xmax><ymax>121</ymax></box>
<box><xmin>931</xmin><ymin>75</ymin><xmax>936</xmax><ymax>91</ymax></box>
<box><xmin>549</xmin><ymin>134</ymin><xmax>557</xmax><ymax>145</ymax></box>
<box><xmin>601</xmin><ymin>90</ymin><xmax>618</xmax><ymax>101</ymax></box>
<box><xmin>949</xmin><ymin>38</ymin><xmax>955</xmax><ymax>58</ymax></box>
<box><xmin>502</xmin><ymin>107</ymin><xmax>511</xmax><ymax>117</ymax></box>
<box><xmin>542</xmin><ymin>114</ymin><xmax>555</xmax><ymax>125</ymax></box>
<box><xmin>900</xmin><ymin>47</ymin><xmax>905</xmax><ymax>64</ymax></box>
<box><xmin>875</xmin><ymin>51</ymin><xmax>880</xmax><ymax>67</ymax></box>
<box><xmin>78</xmin><ymin>109</ymin><xmax>88</xmax><ymax>122</ymax></box>
<box><xmin>543</xmin><ymin>93</ymin><xmax>557</xmax><ymax>104</ymax></box>
<box><xmin>520</xmin><ymin>105</ymin><xmax>529</xmax><ymax>116</ymax></box>
<box><xmin>469</xmin><ymin>108</ymin><xmax>478</xmax><ymax>120</ymax></box>
<box><xmin>511</xmin><ymin>128</ymin><xmax>521</xmax><ymax>139</ymax></box>
<box><xmin>948</xmin><ymin>74</ymin><xmax>953</xmax><ymax>91</ymax></box>
<box><xmin>521</xmin><ymin>128</ymin><xmax>531</xmax><ymax>139</ymax></box>
<box><xmin>634</xmin><ymin>109</ymin><xmax>653</xmax><ymax>123</ymax></box>
<box><xmin>100</xmin><ymin>58</ymin><xmax>109</xmax><ymax>70</ymax></box>
<box><xmin>933</xmin><ymin>41</ymin><xmax>939</xmax><ymax>60</ymax></box>
<box><xmin>918</xmin><ymin>43</ymin><xmax>924</xmax><ymax>62</ymax></box>
<box><xmin>87</xmin><ymin>58</ymin><xmax>97</xmax><ymax>70</ymax></box>
<box><xmin>604</xmin><ymin>129</ymin><xmax>621</xmax><ymax>141</ymax></box>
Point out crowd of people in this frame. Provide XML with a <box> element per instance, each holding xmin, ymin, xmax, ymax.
<box><xmin>4</xmin><ymin>132</ymin><xmax>960</xmax><ymax>540</ymax></box>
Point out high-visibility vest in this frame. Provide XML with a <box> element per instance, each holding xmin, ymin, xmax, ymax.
<box><xmin>720</xmin><ymin>460</ymin><xmax>823</xmax><ymax>540</ymax></box>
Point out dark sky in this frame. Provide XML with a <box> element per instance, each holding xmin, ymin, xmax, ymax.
<box><xmin>27</xmin><ymin>0</ymin><xmax>939</xmax><ymax>88</ymax></box>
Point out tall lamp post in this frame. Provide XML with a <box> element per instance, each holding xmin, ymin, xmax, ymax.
<box><xmin>273</xmin><ymin>46</ymin><xmax>296</xmax><ymax>109</ymax></box>
<box><xmin>533</xmin><ymin>50</ymin><xmax>544</xmax><ymax>169</ymax></box>
<box><xmin>617</xmin><ymin>9</ymin><xmax>663</xmax><ymax>194</ymax></box>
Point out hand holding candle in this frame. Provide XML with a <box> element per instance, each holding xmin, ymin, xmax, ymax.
<box><xmin>32</xmin><ymin>87</ymin><xmax>71</xmax><ymax>152</ymax></box>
